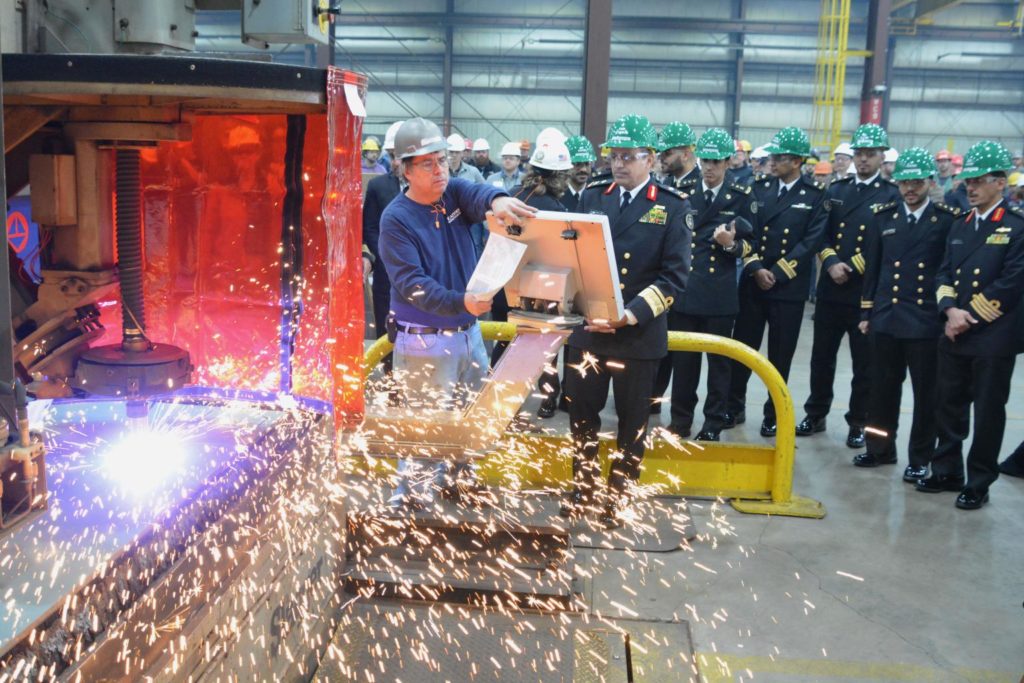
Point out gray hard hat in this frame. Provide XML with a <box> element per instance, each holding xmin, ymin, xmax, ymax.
<box><xmin>394</xmin><ymin>118</ymin><xmax>448</xmax><ymax>160</ymax></box>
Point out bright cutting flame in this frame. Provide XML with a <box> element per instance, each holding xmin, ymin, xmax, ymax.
<box><xmin>100</xmin><ymin>429</ymin><xmax>189</xmax><ymax>494</ymax></box>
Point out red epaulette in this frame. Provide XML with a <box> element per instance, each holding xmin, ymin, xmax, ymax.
<box><xmin>647</xmin><ymin>184</ymin><xmax>658</xmax><ymax>202</ymax></box>
<box><xmin>965</xmin><ymin>209</ymin><xmax>975</xmax><ymax>223</ymax></box>
<box><xmin>603</xmin><ymin>182</ymin><xmax>618</xmax><ymax>195</ymax></box>
<box><xmin>992</xmin><ymin>207</ymin><xmax>1005</xmax><ymax>222</ymax></box>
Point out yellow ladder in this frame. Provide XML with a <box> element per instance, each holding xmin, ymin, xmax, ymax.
<box><xmin>810</xmin><ymin>0</ymin><xmax>852</xmax><ymax>153</ymax></box>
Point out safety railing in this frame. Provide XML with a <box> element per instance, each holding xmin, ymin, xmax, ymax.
<box><xmin>361</xmin><ymin>322</ymin><xmax>825</xmax><ymax>518</ymax></box>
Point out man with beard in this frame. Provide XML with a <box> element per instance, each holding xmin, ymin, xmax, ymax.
<box><xmin>655</xmin><ymin>128</ymin><xmax>755</xmax><ymax>441</ymax></box>
<box><xmin>657</xmin><ymin>122</ymin><xmax>700</xmax><ymax>192</ymax></box>
<box><xmin>471</xmin><ymin>138</ymin><xmax>500</xmax><ymax>177</ymax></box>
<box><xmin>855</xmin><ymin>148</ymin><xmax>959</xmax><ymax>480</ymax></box>
<box><xmin>563</xmin><ymin>135</ymin><xmax>597</xmax><ymax>212</ymax></box>
<box><xmin>560</xmin><ymin>114</ymin><xmax>691</xmax><ymax>528</ymax></box>
<box><xmin>797</xmin><ymin>124</ymin><xmax>900</xmax><ymax>449</ymax></box>
<box><xmin>916</xmin><ymin>141</ymin><xmax>1024</xmax><ymax>510</ymax></box>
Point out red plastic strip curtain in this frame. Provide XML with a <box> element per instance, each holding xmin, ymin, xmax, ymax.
<box><xmin>134</xmin><ymin>69</ymin><xmax>366</xmax><ymax>429</ymax></box>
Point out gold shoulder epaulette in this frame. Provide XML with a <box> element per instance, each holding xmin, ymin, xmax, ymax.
<box><xmin>730</xmin><ymin>182</ymin><xmax>752</xmax><ymax>195</ymax></box>
<box><xmin>873</xmin><ymin>201</ymin><xmax>898</xmax><ymax>214</ymax></box>
<box><xmin>934</xmin><ymin>202</ymin><xmax>961</xmax><ymax>216</ymax></box>
<box><xmin>586</xmin><ymin>178</ymin><xmax>613</xmax><ymax>189</ymax></box>
<box><xmin>655</xmin><ymin>181</ymin><xmax>689</xmax><ymax>201</ymax></box>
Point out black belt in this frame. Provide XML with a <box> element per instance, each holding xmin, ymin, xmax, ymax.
<box><xmin>397</xmin><ymin>322</ymin><xmax>473</xmax><ymax>335</ymax></box>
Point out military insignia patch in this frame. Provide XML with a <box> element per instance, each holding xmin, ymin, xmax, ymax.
<box><xmin>685</xmin><ymin>213</ymin><xmax>695</xmax><ymax>229</ymax></box>
<box><xmin>986</xmin><ymin>234</ymin><xmax>1010</xmax><ymax>245</ymax></box>
<box><xmin>751</xmin><ymin>201</ymin><xmax>758</xmax><ymax>215</ymax></box>
<box><xmin>641</xmin><ymin>204</ymin><xmax>668</xmax><ymax>225</ymax></box>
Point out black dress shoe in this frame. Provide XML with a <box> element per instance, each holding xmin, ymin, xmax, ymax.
<box><xmin>852</xmin><ymin>452</ymin><xmax>897</xmax><ymax>467</ymax></box>
<box><xmin>846</xmin><ymin>426</ymin><xmax>866</xmax><ymax>449</ymax></box>
<box><xmin>796</xmin><ymin>416</ymin><xmax>826</xmax><ymax>436</ymax></box>
<box><xmin>759</xmin><ymin>419</ymin><xmax>777</xmax><ymax>437</ymax></box>
<box><xmin>598</xmin><ymin>502</ymin><xmax>620</xmax><ymax>529</ymax></box>
<box><xmin>667</xmin><ymin>422</ymin><xmax>691</xmax><ymax>438</ymax></box>
<box><xmin>695</xmin><ymin>428</ymin><xmax>721</xmax><ymax>442</ymax></box>
<box><xmin>559</xmin><ymin>487</ymin><xmax>589</xmax><ymax>518</ymax></box>
<box><xmin>915</xmin><ymin>473</ymin><xmax>965</xmax><ymax>493</ymax></box>
<box><xmin>722</xmin><ymin>411</ymin><xmax>745</xmax><ymax>429</ymax></box>
<box><xmin>557</xmin><ymin>396</ymin><xmax>570</xmax><ymax>413</ymax></box>
<box><xmin>955</xmin><ymin>489</ymin><xmax>989</xmax><ymax>510</ymax></box>
<box><xmin>902</xmin><ymin>465</ymin><xmax>928</xmax><ymax>482</ymax></box>
<box><xmin>537</xmin><ymin>396</ymin><xmax>557</xmax><ymax>419</ymax></box>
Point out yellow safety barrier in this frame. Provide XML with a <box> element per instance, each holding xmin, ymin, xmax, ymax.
<box><xmin>361</xmin><ymin>322</ymin><xmax>825</xmax><ymax>518</ymax></box>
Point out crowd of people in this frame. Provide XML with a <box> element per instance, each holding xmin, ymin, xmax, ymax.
<box><xmin>362</xmin><ymin>113</ymin><xmax>1024</xmax><ymax>524</ymax></box>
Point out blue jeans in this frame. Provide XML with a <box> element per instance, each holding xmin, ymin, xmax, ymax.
<box><xmin>391</xmin><ymin>323</ymin><xmax>489</xmax><ymax>505</ymax></box>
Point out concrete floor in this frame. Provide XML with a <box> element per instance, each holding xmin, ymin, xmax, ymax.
<box><xmin>551</xmin><ymin>303</ymin><xmax>1024</xmax><ymax>683</ymax></box>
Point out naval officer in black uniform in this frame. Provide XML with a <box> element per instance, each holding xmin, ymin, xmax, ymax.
<box><xmin>916</xmin><ymin>140</ymin><xmax>1024</xmax><ymax>510</ymax></box>
<box><xmin>560</xmin><ymin>113</ymin><xmax>691</xmax><ymax>528</ymax></box>
<box><xmin>797</xmin><ymin>124</ymin><xmax>901</xmax><ymax>449</ymax></box>
<box><xmin>726</xmin><ymin>127</ymin><xmax>828</xmax><ymax>437</ymax></box>
<box><xmin>855</xmin><ymin>147</ymin><xmax>959</xmax><ymax>481</ymax></box>
<box><xmin>653</xmin><ymin>128</ymin><xmax>755</xmax><ymax>441</ymax></box>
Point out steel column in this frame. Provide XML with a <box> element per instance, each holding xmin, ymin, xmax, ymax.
<box><xmin>860</xmin><ymin>0</ymin><xmax>893</xmax><ymax>125</ymax></box>
<box><xmin>581</xmin><ymin>0</ymin><xmax>612</xmax><ymax>145</ymax></box>
<box><xmin>0</xmin><ymin>37</ymin><xmax>17</xmax><ymax>431</ymax></box>
<box><xmin>442</xmin><ymin>0</ymin><xmax>454</xmax><ymax>134</ymax></box>
<box><xmin>730</xmin><ymin>0</ymin><xmax>747</xmax><ymax>137</ymax></box>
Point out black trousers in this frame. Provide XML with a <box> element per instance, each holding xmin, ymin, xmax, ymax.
<box><xmin>727</xmin><ymin>286</ymin><xmax>805</xmax><ymax>422</ymax></box>
<box><xmin>564</xmin><ymin>346</ymin><xmax>660</xmax><ymax>491</ymax></box>
<box><xmin>864</xmin><ymin>333</ymin><xmax>937</xmax><ymax>466</ymax></box>
<box><xmin>371</xmin><ymin>261</ymin><xmax>393</xmax><ymax>373</ymax></box>
<box><xmin>929</xmin><ymin>349</ymin><xmax>1016</xmax><ymax>493</ymax></box>
<box><xmin>803</xmin><ymin>301</ymin><xmax>870</xmax><ymax>426</ymax></box>
<box><xmin>652</xmin><ymin>311</ymin><xmax>734</xmax><ymax>430</ymax></box>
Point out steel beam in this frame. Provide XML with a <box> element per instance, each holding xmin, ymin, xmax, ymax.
<box><xmin>0</xmin><ymin>30</ymin><xmax>17</xmax><ymax>433</ymax></box>
<box><xmin>730</xmin><ymin>0</ymin><xmax>747</xmax><ymax>137</ymax></box>
<box><xmin>315</xmin><ymin>11</ymin><xmax>1019</xmax><ymax>41</ymax></box>
<box><xmin>581</xmin><ymin>0</ymin><xmax>611</xmax><ymax>144</ymax></box>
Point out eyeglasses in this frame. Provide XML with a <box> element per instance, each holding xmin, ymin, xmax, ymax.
<box><xmin>410</xmin><ymin>155</ymin><xmax>449</xmax><ymax>173</ymax></box>
<box><xmin>608</xmin><ymin>151</ymin><xmax>650</xmax><ymax>164</ymax></box>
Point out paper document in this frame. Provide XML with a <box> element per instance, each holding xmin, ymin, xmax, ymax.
<box><xmin>466</xmin><ymin>232</ymin><xmax>528</xmax><ymax>300</ymax></box>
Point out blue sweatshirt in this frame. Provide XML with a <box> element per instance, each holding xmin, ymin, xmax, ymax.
<box><xmin>379</xmin><ymin>177</ymin><xmax>506</xmax><ymax>327</ymax></box>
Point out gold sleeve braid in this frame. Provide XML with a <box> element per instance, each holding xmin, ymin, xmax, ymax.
<box><xmin>638</xmin><ymin>285</ymin><xmax>670</xmax><ymax>317</ymax></box>
<box><xmin>850</xmin><ymin>253</ymin><xmax>866</xmax><ymax>274</ymax></box>
<box><xmin>970</xmin><ymin>293</ymin><xmax>1002</xmax><ymax>322</ymax></box>
<box><xmin>777</xmin><ymin>259</ymin><xmax>797</xmax><ymax>279</ymax></box>
<box><xmin>936</xmin><ymin>285</ymin><xmax>956</xmax><ymax>304</ymax></box>
<box><xmin>860</xmin><ymin>299</ymin><xmax>874</xmax><ymax>309</ymax></box>
<box><xmin>819</xmin><ymin>248</ymin><xmax>838</xmax><ymax>262</ymax></box>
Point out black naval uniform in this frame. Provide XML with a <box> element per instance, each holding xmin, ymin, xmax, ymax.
<box><xmin>727</xmin><ymin>174</ymin><xmax>828</xmax><ymax>426</ymax></box>
<box><xmin>653</xmin><ymin>178</ymin><xmax>755</xmax><ymax>434</ymax></box>
<box><xmin>563</xmin><ymin>184</ymin><xmax>586</xmax><ymax>212</ymax></box>
<box><xmin>362</xmin><ymin>171</ymin><xmax>403</xmax><ymax>364</ymax></box>
<box><xmin>926</xmin><ymin>200</ymin><xmax>1024</xmax><ymax>499</ymax></box>
<box><xmin>566</xmin><ymin>176</ymin><xmax>691</xmax><ymax>494</ymax></box>
<box><xmin>860</xmin><ymin>199</ymin><xmax>959</xmax><ymax>466</ymax></box>
<box><xmin>803</xmin><ymin>174</ymin><xmax>901</xmax><ymax>429</ymax></box>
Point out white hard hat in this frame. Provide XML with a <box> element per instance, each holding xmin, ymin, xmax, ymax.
<box><xmin>446</xmin><ymin>133</ymin><xmax>466</xmax><ymax>152</ymax></box>
<box><xmin>500</xmin><ymin>142</ymin><xmax>521</xmax><ymax>157</ymax></box>
<box><xmin>750</xmin><ymin>145</ymin><xmax>769</xmax><ymax>160</ymax></box>
<box><xmin>472</xmin><ymin>137</ymin><xmax>490</xmax><ymax>151</ymax></box>
<box><xmin>383</xmin><ymin>121</ymin><xmax>404</xmax><ymax>151</ymax></box>
<box><xmin>530</xmin><ymin>140</ymin><xmax>573</xmax><ymax>171</ymax></box>
<box><xmin>833</xmin><ymin>142</ymin><xmax>854</xmax><ymax>158</ymax></box>
<box><xmin>884</xmin><ymin>148</ymin><xmax>898</xmax><ymax>163</ymax></box>
<box><xmin>535</xmin><ymin>127</ymin><xmax>567</xmax><ymax>148</ymax></box>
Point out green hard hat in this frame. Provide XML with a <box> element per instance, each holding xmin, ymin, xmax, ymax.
<box><xmin>850</xmin><ymin>123</ymin><xmax>889</xmax><ymax>149</ymax></box>
<box><xmin>658</xmin><ymin>121</ymin><xmax>696</xmax><ymax>151</ymax></box>
<box><xmin>565</xmin><ymin>135</ymin><xmax>597</xmax><ymax>163</ymax></box>
<box><xmin>764</xmin><ymin>127</ymin><xmax>811</xmax><ymax>157</ymax></box>
<box><xmin>891</xmin><ymin>147</ymin><xmax>937</xmax><ymax>181</ymax></box>
<box><xmin>959</xmin><ymin>140</ymin><xmax>1014</xmax><ymax>179</ymax></box>
<box><xmin>694</xmin><ymin>128</ymin><xmax>735</xmax><ymax>160</ymax></box>
<box><xmin>603</xmin><ymin>113</ymin><xmax>658</xmax><ymax>149</ymax></box>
